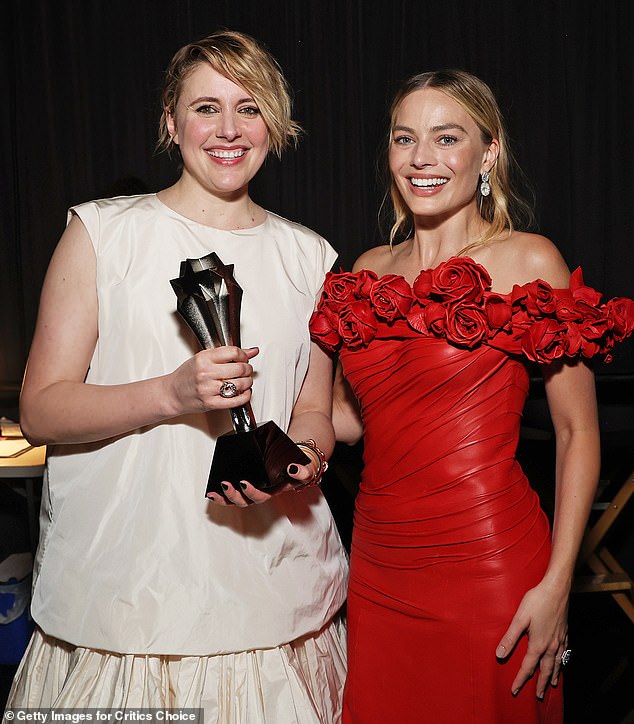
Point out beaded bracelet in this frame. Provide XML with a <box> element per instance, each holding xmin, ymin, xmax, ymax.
<box><xmin>293</xmin><ymin>438</ymin><xmax>328</xmax><ymax>491</ymax></box>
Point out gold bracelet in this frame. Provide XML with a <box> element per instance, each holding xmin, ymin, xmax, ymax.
<box><xmin>293</xmin><ymin>439</ymin><xmax>328</xmax><ymax>491</ymax></box>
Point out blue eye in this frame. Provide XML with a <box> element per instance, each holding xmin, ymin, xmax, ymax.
<box><xmin>393</xmin><ymin>135</ymin><xmax>414</xmax><ymax>145</ymax></box>
<box><xmin>438</xmin><ymin>135</ymin><xmax>457</xmax><ymax>145</ymax></box>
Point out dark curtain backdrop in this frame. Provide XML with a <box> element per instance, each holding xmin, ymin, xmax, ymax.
<box><xmin>2</xmin><ymin>0</ymin><xmax>633</xmax><ymax>384</ymax></box>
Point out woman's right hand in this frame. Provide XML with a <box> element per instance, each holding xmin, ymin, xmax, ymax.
<box><xmin>166</xmin><ymin>346</ymin><xmax>259</xmax><ymax>415</ymax></box>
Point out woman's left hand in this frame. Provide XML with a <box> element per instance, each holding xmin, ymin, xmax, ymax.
<box><xmin>495</xmin><ymin>579</ymin><xmax>570</xmax><ymax>699</ymax></box>
<box><xmin>207</xmin><ymin>461</ymin><xmax>317</xmax><ymax>507</ymax></box>
<box><xmin>209</xmin><ymin>340</ymin><xmax>334</xmax><ymax>508</ymax></box>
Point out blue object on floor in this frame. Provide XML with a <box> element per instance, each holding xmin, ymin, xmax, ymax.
<box><xmin>0</xmin><ymin>575</ymin><xmax>33</xmax><ymax>665</ymax></box>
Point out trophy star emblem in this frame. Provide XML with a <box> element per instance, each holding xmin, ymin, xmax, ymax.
<box><xmin>171</xmin><ymin>253</ymin><xmax>243</xmax><ymax>349</ymax></box>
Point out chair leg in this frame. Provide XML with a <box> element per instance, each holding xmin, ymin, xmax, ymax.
<box><xmin>587</xmin><ymin>551</ymin><xmax>634</xmax><ymax>625</ymax></box>
<box><xmin>579</xmin><ymin>473</ymin><xmax>634</xmax><ymax>566</ymax></box>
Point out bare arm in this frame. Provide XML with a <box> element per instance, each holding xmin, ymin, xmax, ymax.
<box><xmin>286</xmin><ymin>341</ymin><xmax>336</xmax><ymax>454</ymax></box>
<box><xmin>333</xmin><ymin>360</ymin><xmax>363</xmax><ymax>445</ymax></box>
<box><xmin>20</xmin><ymin>215</ymin><xmax>256</xmax><ymax>446</ymax></box>
<box><xmin>496</xmin><ymin>360</ymin><xmax>599</xmax><ymax>696</ymax></box>
<box><xmin>543</xmin><ymin>362</ymin><xmax>600</xmax><ymax>590</ymax></box>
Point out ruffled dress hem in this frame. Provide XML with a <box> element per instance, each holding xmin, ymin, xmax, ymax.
<box><xmin>5</xmin><ymin>615</ymin><xmax>346</xmax><ymax>724</ymax></box>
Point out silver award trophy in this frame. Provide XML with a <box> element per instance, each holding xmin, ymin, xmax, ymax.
<box><xmin>170</xmin><ymin>252</ymin><xmax>310</xmax><ymax>496</ymax></box>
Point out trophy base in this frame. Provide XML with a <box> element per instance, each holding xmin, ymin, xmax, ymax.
<box><xmin>206</xmin><ymin>421</ymin><xmax>311</xmax><ymax>496</ymax></box>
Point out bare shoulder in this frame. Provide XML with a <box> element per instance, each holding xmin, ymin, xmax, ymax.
<box><xmin>479</xmin><ymin>231</ymin><xmax>571</xmax><ymax>291</ymax></box>
<box><xmin>351</xmin><ymin>244</ymin><xmax>393</xmax><ymax>274</ymax></box>
<box><xmin>510</xmin><ymin>232</ymin><xmax>570</xmax><ymax>287</ymax></box>
<box><xmin>41</xmin><ymin>214</ymin><xmax>96</xmax><ymax>300</ymax></box>
<box><xmin>51</xmin><ymin>213</ymin><xmax>95</xmax><ymax>263</ymax></box>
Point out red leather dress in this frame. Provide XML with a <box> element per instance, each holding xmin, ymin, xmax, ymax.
<box><xmin>310</xmin><ymin>258</ymin><xmax>634</xmax><ymax>724</ymax></box>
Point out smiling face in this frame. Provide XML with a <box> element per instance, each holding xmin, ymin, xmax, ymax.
<box><xmin>166</xmin><ymin>63</ymin><xmax>270</xmax><ymax>199</ymax></box>
<box><xmin>389</xmin><ymin>87</ymin><xmax>498</xmax><ymax>223</ymax></box>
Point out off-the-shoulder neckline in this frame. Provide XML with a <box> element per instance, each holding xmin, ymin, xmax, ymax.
<box><xmin>337</xmin><ymin>256</ymin><xmax>573</xmax><ymax>295</ymax></box>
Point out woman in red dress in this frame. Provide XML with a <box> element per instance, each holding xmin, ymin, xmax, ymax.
<box><xmin>311</xmin><ymin>70</ymin><xmax>634</xmax><ymax>723</ymax></box>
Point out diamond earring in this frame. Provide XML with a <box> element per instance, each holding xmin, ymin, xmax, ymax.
<box><xmin>480</xmin><ymin>170</ymin><xmax>491</xmax><ymax>197</ymax></box>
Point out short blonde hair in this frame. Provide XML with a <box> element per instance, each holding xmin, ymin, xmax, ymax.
<box><xmin>157</xmin><ymin>30</ymin><xmax>301</xmax><ymax>159</ymax></box>
<box><xmin>387</xmin><ymin>69</ymin><xmax>534</xmax><ymax>247</ymax></box>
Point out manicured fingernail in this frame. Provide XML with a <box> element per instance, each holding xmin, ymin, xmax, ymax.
<box><xmin>288</xmin><ymin>464</ymin><xmax>299</xmax><ymax>474</ymax></box>
<box><xmin>552</xmin><ymin>677</ymin><xmax>559</xmax><ymax>686</ymax></box>
<box><xmin>496</xmin><ymin>645</ymin><xmax>506</xmax><ymax>658</ymax></box>
<box><xmin>239</xmin><ymin>482</ymin><xmax>247</xmax><ymax>490</ymax></box>
<box><xmin>221</xmin><ymin>483</ymin><xmax>229</xmax><ymax>491</ymax></box>
<box><xmin>536</xmin><ymin>691</ymin><xmax>544</xmax><ymax>700</ymax></box>
<box><xmin>512</xmin><ymin>689</ymin><xmax>519</xmax><ymax>697</ymax></box>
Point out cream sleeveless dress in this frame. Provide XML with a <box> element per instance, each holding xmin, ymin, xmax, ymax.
<box><xmin>7</xmin><ymin>194</ymin><xmax>348</xmax><ymax>723</ymax></box>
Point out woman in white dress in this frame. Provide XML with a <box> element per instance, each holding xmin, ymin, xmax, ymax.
<box><xmin>6</xmin><ymin>30</ymin><xmax>348</xmax><ymax>723</ymax></box>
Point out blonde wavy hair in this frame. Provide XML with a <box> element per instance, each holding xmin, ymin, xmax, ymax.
<box><xmin>387</xmin><ymin>69</ymin><xmax>535</xmax><ymax>249</ymax></box>
<box><xmin>157</xmin><ymin>30</ymin><xmax>301</xmax><ymax>159</ymax></box>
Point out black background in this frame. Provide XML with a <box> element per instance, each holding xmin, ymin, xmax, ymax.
<box><xmin>1</xmin><ymin>0</ymin><xmax>633</xmax><ymax>382</ymax></box>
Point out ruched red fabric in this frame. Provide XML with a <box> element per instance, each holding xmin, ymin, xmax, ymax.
<box><xmin>310</xmin><ymin>259</ymin><xmax>634</xmax><ymax>723</ymax></box>
<box><xmin>341</xmin><ymin>336</ymin><xmax>560</xmax><ymax>723</ymax></box>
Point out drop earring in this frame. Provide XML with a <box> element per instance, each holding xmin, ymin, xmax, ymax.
<box><xmin>480</xmin><ymin>170</ymin><xmax>491</xmax><ymax>197</ymax></box>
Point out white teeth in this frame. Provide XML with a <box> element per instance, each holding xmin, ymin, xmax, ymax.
<box><xmin>207</xmin><ymin>149</ymin><xmax>246</xmax><ymax>159</ymax></box>
<box><xmin>410</xmin><ymin>177</ymin><xmax>448</xmax><ymax>187</ymax></box>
